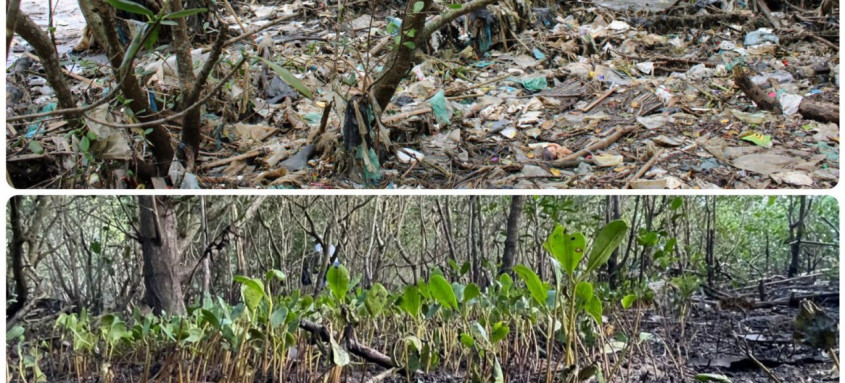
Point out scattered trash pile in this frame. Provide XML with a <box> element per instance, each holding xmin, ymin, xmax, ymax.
<box><xmin>6</xmin><ymin>0</ymin><xmax>839</xmax><ymax>188</ymax></box>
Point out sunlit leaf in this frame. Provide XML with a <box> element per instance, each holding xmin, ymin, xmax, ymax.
<box><xmin>585</xmin><ymin>219</ymin><xmax>628</xmax><ymax>274</ymax></box>
<box><xmin>365</xmin><ymin>283</ymin><xmax>389</xmax><ymax>316</ymax></box>
<box><xmin>463</xmin><ymin>283</ymin><xmax>480</xmax><ymax>304</ymax></box>
<box><xmin>234</xmin><ymin>275</ymin><xmax>265</xmax><ymax>312</ymax></box>
<box><xmin>266</xmin><ymin>269</ymin><xmax>286</xmax><ymax>282</ymax></box>
<box><xmin>544</xmin><ymin>225</ymin><xmax>586</xmax><ymax>276</ymax></box>
<box><xmin>429</xmin><ymin>274</ymin><xmax>458</xmax><ymax>310</ymax></box>
<box><xmin>574</xmin><ymin>281</ymin><xmax>594</xmax><ymax>307</ymax></box>
<box><xmin>585</xmin><ymin>296</ymin><xmax>603</xmax><ymax>326</ymax></box>
<box><xmin>490</xmin><ymin>322</ymin><xmax>509</xmax><ymax>343</ymax></box>
<box><xmin>513</xmin><ymin>265</ymin><xmax>547</xmax><ymax>309</ymax></box>
<box><xmin>326</xmin><ymin>265</ymin><xmax>350</xmax><ymax>302</ymax></box>
<box><xmin>401</xmin><ymin>285</ymin><xmax>421</xmax><ymax>318</ymax></box>
<box><xmin>621</xmin><ymin>294</ymin><xmax>637</xmax><ymax>309</ymax></box>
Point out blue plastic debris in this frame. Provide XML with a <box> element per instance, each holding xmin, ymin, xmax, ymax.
<box><xmin>25</xmin><ymin>103</ymin><xmax>56</xmax><ymax>139</ymax></box>
<box><xmin>744</xmin><ymin>28</ymin><xmax>779</xmax><ymax>46</ymax></box>
<box><xmin>533</xmin><ymin>48</ymin><xmax>546</xmax><ymax>60</ymax></box>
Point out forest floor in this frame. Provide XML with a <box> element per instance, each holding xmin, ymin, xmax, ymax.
<box><xmin>6</xmin><ymin>272</ymin><xmax>838</xmax><ymax>382</ymax></box>
<box><xmin>6</xmin><ymin>0</ymin><xmax>840</xmax><ymax>188</ymax></box>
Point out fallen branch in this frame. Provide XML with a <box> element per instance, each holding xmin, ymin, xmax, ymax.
<box><xmin>733</xmin><ymin>67</ymin><xmax>839</xmax><ymax>123</ymax></box>
<box><xmin>554</xmin><ymin>125</ymin><xmax>640</xmax><ymax>165</ymax></box>
<box><xmin>299</xmin><ymin>319</ymin><xmax>398</xmax><ymax>370</ymax></box>
<box><xmin>197</xmin><ymin>149</ymin><xmax>263</xmax><ymax>170</ymax></box>
<box><xmin>623</xmin><ymin>148</ymin><xmax>665</xmax><ymax>189</ymax></box>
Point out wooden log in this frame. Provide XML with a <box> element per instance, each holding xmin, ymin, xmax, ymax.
<box><xmin>733</xmin><ymin>67</ymin><xmax>839</xmax><ymax>123</ymax></box>
<box><xmin>299</xmin><ymin>319</ymin><xmax>397</xmax><ymax>370</ymax></box>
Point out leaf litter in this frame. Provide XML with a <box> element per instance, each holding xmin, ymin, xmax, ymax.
<box><xmin>5</xmin><ymin>0</ymin><xmax>839</xmax><ymax>189</ymax></box>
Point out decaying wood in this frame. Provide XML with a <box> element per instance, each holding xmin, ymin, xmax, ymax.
<box><xmin>733</xmin><ymin>68</ymin><xmax>839</xmax><ymax>123</ymax></box>
<box><xmin>299</xmin><ymin>319</ymin><xmax>398</xmax><ymax>371</ymax></box>
<box><xmin>554</xmin><ymin>125</ymin><xmax>640</xmax><ymax>165</ymax></box>
<box><xmin>623</xmin><ymin>148</ymin><xmax>665</xmax><ymax>189</ymax></box>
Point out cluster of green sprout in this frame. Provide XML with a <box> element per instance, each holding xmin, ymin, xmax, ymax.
<box><xmin>9</xmin><ymin>220</ymin><xmax>671</xmax><ymax>383</ymax></box>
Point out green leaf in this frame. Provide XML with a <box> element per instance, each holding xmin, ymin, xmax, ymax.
<box><xmin>403</xmin><ymin>335</ymin><xmax>423</xmax><ymax>351</ymax></box>
<box><xmin>471</xmin><ymin>322</ymin><xmax>488</xmax><ymax>343</ymax></box>
<box><xmin>386</xmin><ymin>23</ymin><xmax>398</xmax><ymax>35</ymax></box>
<box><xmin>741</xmin><ymin>132</ymin><xmax>772</xmax><ymax>148</ymax></box>
<box><xmin>621</xmin><ymin>294</ymin><xmax>637</xmax><ymax>309</ymax></box>
<box><xmin>513</xmin><ymin>265</ymin><xmax>547</xmax><ymax>309</ymax></box>
<box><xmin>459</xmin><ymin>332</ymin><xmax>474</xmax><ymax>348</ymax></box>
<box><xmin>90</xmin><ymin>241</ymin><xmax>101</xmax><ymax>254</ymax></box>
<box><xmin>497</xmin><ymin>273</ymin><xmax>512</xmax><ymax>295</ymax></box>
<box><xmin>544</xmin><ymin>225</ymin><xmax>586</xmax><ymax>276</ymax></box>
<box><xmin>490</xmin><ymin>322</ymin><xmax>509</xmax><ymax>343</ymax></box>
<box><xmin>404</xmin><ymin>28</ymin><xmax>416</xmax><ymax>38</ymax></box>
<box><xmin>585</xmin><ymin>296</ymin><xmax>603</xmax><ymax>326</ymax></box>
<box><xmin>463</xmin><ymin>283</ymin><xmax>480</xmax><ymax>304</ymax></box>
<box><xmin>670</xmin><ymin>197</ymin><xmax>683</xmax><ymax>210</ymax></box>
<box><xmin>105</xmin><ymin>0</ymin><xmax>154</xmax><ymax>18</ymax></box>
<box><xmin>234</xmin><ymin>275</ymin><xmax>265</xmax><ymax>312</ymax></box>
<box><xmin>7</xmin><ymin>325</ymin><xmax>24</xmax><ymax>341</ymax></box>
<box><xmin>365</xmin><ymin>283</ymin><xmax>389</xmax><ymax>316</ymax></box>
<box><xmin>413</xmin><ymin>1</ymin><xmax>424</xmax><ymax>12</ymax></box>
<box><xmin>585</xmin><ymin>220</ymin><xmax>628</xmax><ymax>274</ymax></box>
<box><xmin>165</xmin><ymin>7</ymin><xmax>208</xmax><ymax>19</ymax></box>
<box><xmin>270</xmin><ymin>307</ymin><xmax>288</xmax><ymax>329</ymax></box>
<box><xmin>574</xmin><ymin>281</ymin><xmax>594</xmax><ymax>307</ymax></box>
<box><xmin>255</xmin><ymin>56</ymin><xmax>313</xmax><ymax>99</ymax></box>
<box><xmin>86</xmin><ymin>130</ymin><xmax>98</xmax><ymax>141</ymax></box>
<box><xmin>448</xmin><ymin>3</ymin><xmax>463</xmax><ymax>9</ymax></box>
<box><xmin>266</xmin><ymin>269</ymin><xmax>286</xmax><ymax>282</ymax></box>
<box><xmin>401</xmin><ymin>285</ymin><xmax>421</xmax><ymax>318</ymax></box>
<box><xmin>331</xmin><ymin>338</ymin><xmax>350</xmax><ymax>366</ymax></box>
<box><xmin>28</xmin><ymin>140</ymin><xmax>44</xmax><ymax>154</ymax></box>
<box><xmin>80</xmin><ymin>136</ymin><xmax>90</xmax><ymax>153</ymax></box>
<box><xmin>403</xmin><ymin>41</ymin><xmax>416</xmax><ymax>50</ymax></box>
<box><xmin>637</xmin><ymin>231</ymin><xmax>659</xmax><ymax>246</ymax></box>
<box><xmin>429</xmin><ymin>274</ymin><xmax>458</xmax><ymax>310</ymax></box>
<box><xmin>493</xmin><ymin>358</ymin><xmax>504</xmax><ymax>383</ymax></box>
<box><xmin>200</xmin><ymin>309</ymin><xmax>220</xmax><ymax>329</ymax></box>
<box><xmin>326</xmin><ymin>265</ymin><xmax>350</xmax><ymax>302</ymax></box>
<box><xmin>694</xmin><ymin>373</ymin><xmax>732</xmax><ymax>382</ymax></box>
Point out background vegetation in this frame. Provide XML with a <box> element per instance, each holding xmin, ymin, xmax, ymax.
<box><xmin>5</xmin><ymin>195</ymin><xmax>839</xmax><ymax>382</ymax></box>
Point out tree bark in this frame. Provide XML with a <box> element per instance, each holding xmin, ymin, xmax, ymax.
<box><xmin>788</xmin><ymin>196</ymin><xmax>808</xmax><ymax>277</ymax></box>
<box><xmin>499</xmin><ymin>196</ymin><xmax>524</xmax><ymax>276</ymax></box>
<box><xmin>7</xmin><ymin>196</ymin><xmax>29</xmax><ymax>318</ymax></box>
<box><xmin>14</xmin><ymin>14</ymin><xmax>76</xmax><ymax>110</ymax></box>
<box><xmin>139</xmin><ymin>196</ymin><xmax>186</xmax><ymax>315</ymax></box>
<box><xmin>80</xmin><ymin>0</ymin><xmax>174</xmax><ymax>175</ymax></box>
<box><xmin>370</xmin><ymin>0</ymin><xmax>497</xmax><ymax>113</ymax></box>
<box><xmin>371</xmin><ymin>0</ymin><xmax>433</xmax><ymax>111</ymax></box>
<box><xmin>606</xmin><ymin>196</ymin><xmax>621</xmax><ymax>290</ymax></box>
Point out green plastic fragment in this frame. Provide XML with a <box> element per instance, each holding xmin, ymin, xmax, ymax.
<box><xmin>520</xmin><ymin>76</ymin><xmax>548</xmax><ymax>92</ymax></box>
<box><xmin>358</xmin><ymin>146</ymin><xmax>381</xmax><ymax>185</ymax></box>
<box><xmin>303</xmin><ymin>112</ymin><xmax>322</xmax><ymax>125</ymax></box>
<box><xmin>428</xmin><ymin>90</ymin><xmax>452</xmax><ymax>124</ymax></box>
